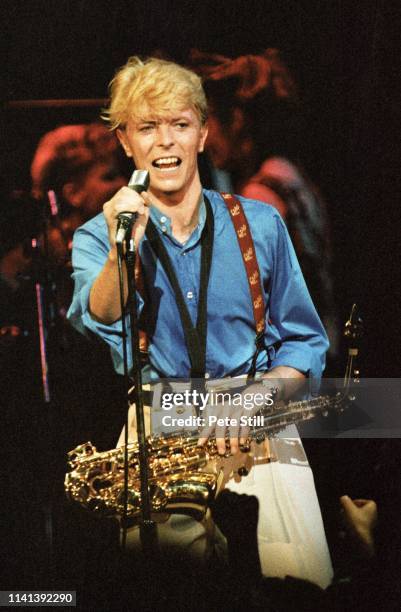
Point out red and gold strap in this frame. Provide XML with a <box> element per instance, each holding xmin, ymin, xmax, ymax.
<box><xmin>220</xmin><ymin>192</ymin><xmax>266</xmax><ymax>337</ymax></box>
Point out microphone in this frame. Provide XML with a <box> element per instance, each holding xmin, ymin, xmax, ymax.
<box><xmin>115</xmin><ymin>169</ymin><xmax>150</xmax><ymax>244</ymax></box>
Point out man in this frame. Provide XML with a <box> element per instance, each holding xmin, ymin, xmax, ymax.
<box><xmin>31</xmin><ymin>123</ymin><xmax>127</xmax><ymax>265</ymax></box>
<box><xmin>68</xmin><ymin>56</ymin><xmax>332</xmax><ymax>587</ymax></box>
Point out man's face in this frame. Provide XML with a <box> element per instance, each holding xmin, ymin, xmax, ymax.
<box><xmin>117</xmin><ymin>107</ymin><xmax>208</xmax><ymax>203</ymax></box>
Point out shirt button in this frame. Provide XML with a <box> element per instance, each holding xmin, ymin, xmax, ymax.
<box><xmin>186</xmin><ymin>291</ymin><xmax>193</xmax><ymax>299</ymax></box>
<box><xmin>161</xmin><ymin>226</ymin><xmax>167</xmax><ymax>233</ymax></box>
<box><xmin>160</xmin><ymin>216</ymin><xmax>167</xmax><ymax>223</ymax></box>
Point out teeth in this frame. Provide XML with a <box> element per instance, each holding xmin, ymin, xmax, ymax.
<box><xmin>154</xmin><ymin>157</ymin><xmax>179</xmax><ymax>166</ymax></box>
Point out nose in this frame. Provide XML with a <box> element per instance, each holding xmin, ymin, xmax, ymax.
<box><xmin>156</xmin><ymin>124</ymin><xmax>174</xmax><ymax>148</ymax></box>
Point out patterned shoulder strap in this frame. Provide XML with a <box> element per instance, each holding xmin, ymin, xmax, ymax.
<box><xmin>220</xmin><ymin>192</ymin><xmax>266</xmax><ymax>337</ymax></box>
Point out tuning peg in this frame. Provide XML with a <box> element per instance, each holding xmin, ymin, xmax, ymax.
<box><xmin>344</xmin><ymin>304</ymin><xmax>363</xmax><ymax>341</ymax></box>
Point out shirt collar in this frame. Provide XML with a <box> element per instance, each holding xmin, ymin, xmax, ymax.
<box><xmin>149</xmin><ymin>193</ymin><xmax>206</xmax><ymax>247</ymax></box>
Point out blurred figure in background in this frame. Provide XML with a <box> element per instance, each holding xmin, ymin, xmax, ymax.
<box><xmin>2</xmin><ymin>121</ymin><xmax>127</xmax><ymax>338</ymax></box>
<box><xmin>193</xmin><ymin>49</ymin><xmax>339</xmax><ymax>370</ymax></box>
<box><xmin>31</xmin><ymin>123</ymin><xmax>127</xmax><ymax>266</ymax></box>
<box><xmin>30</xmin><ymin>123</ymin><xmax>127</xmax><ymax>316</ymax></box>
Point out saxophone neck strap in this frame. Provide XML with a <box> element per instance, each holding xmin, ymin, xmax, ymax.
<box><xmin>144</xmin><ymin>195</ymin><xmax>214</xmax><ymax>378</ymax></box>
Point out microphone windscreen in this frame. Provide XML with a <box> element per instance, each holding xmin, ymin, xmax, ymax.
<box><xmin>128</xmin><ymin>170</ymin><xmax>150</xmax><ymax>193</ymax></box>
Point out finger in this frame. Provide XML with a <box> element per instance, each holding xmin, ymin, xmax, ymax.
<box><xmin>103</xmin><ymin>190</ymin><xmax>141</xmax><ymax>220</ymax></box>
<box><xmin>230</xmin><ymin>438</ymin><xmax>239</xmax><ymax>454</ymax></box>
<box><xmin>229</xmin><ymin>422</ymin><xmax>240</xmax><ymax>454</ymax></box>
<box><xmin>340</xmin><ymin>495</ymin><xmax>358</xmax><ymax>520</ymax></box>
<box><xmin>118</xmin><ymin>186</ymin><xmax>147</xmax><ymax>204</ymax></box>
<box><xmin>111</xmin><ymin>186</ymin><xmax>141</xmax><ymax>209</ymax></box>
<box><xmin>216</xmin><ymin>436</ymin><xmax>227</xmax><ymax>455</ymax></box>
<box><xmin>214</xmin><ymin>420</ymin><xmax>227</xmax><ymax>455</ymax></box>
<box><xmin>131</xmin><ymin>207</ymin><xmax>150</xmax><ymax>240</ymax></box>
<box><xmin>136</xmin><ymin>206</ymin><xmax>150</xmax><ymax>224</ymax></box>
<box><xmin>340</xmin><ymin>495</ymin><xmax>354</xmax><ymax>509</ymax></box>
<box><xmin>197</xmin><ymin>423</ymin><xmax>214</xmax><ymax>446</ymax></box>
<box><xmin>239</xmin><ymin>424</ymin><xmax>250</xmax><ymax>442</ymax></box>
<box><xmin>352</xmin><ymin>499</ymin><xmax>371</xmax><ymax>507</ymax></box>
<box><xmin>114</xmin><ymin>200</ymin><xmax>147</xmax><ymax>216</ymax></box>
<box><xmin>141</xmin><ymin>191</ymin><xmax>153</xmax><ymax>206</ymax></box>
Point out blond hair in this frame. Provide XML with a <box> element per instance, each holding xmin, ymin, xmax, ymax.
<box><xmin>103</xmin><ymin>56</ymin><xmax>208</xmax><ymax>130</ymax></box>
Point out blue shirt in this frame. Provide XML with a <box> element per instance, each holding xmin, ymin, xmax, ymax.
<box><xmin>67</xmin><ymin>189</ymin><xmax>329</xmax><ymax>381</ymax></box>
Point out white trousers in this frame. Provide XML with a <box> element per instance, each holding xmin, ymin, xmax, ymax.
<box><xmin>118</xmin><ymin>403</ymin><xmax>333</xmax><ymax>589</ymax></box>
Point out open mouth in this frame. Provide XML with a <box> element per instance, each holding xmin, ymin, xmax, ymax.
<box><xmin>152</xmin><ymin>157</ymin><xmax>182</xmax><ymax>170</ymax></box>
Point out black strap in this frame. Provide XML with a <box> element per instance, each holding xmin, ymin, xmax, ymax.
<box><xmin>248</xmin><ymin>336</ymin><xmax>283</xmax><ymax>381</ymax></box>
<box><xmin>145</xmin><ymin>196</ymin><xmax>214</xmax><ymax>378</ymax></box>
<box><xmin>247</xmin><ymin>332</ymin><xmax>267</xmax><ymax>381</ymax></box>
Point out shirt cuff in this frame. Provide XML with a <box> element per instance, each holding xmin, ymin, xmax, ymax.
<box><xmin>270</xmin><ymin>341</ymin><xmax>325</xmax><ymax>379</ymax></box>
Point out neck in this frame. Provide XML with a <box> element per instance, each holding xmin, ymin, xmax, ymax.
<box><xmin>149</xmin><ymin>178</ymin><xmax>203</xmax><ymax>241</ymax></box>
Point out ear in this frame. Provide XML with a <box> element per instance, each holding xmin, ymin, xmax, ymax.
<box><xmin>117</xmin><ymin>128</ymin><xmax>133</xmax><ymax>158</ymax></box>
<box><xmin>62</xmin><ymin>182</ymin><xmax>83</xmax><ymax>208</ymax></box>
<box><xmin>198</xmin><ymin>122</ymin><xmax>209</xmax><ymax>154</ymax></box>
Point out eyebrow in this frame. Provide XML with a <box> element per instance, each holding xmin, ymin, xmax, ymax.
<box><xmin>171</xmin><ymin>114</ymin><xmax>192</xmax><ymax>122</ymax></box>
<box><xmin>137</xmin><ymin>114</ymin><xmax>192</xmax><ymax>125</ymax></box>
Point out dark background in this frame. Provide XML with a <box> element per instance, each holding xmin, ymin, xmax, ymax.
<box><xmin>2</xmin><ymin>0</ymin><xmax>400</xmax><ymax>376</ymax></box>
<box><xmin>1</xmin><ymin>1</ymin><xmax>400</xmax><ymax>605</ymax></box>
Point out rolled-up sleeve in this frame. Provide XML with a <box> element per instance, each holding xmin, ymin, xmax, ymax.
<box><xmin>266</xmin><ymin>214</ymin><xmax>329</xmax><ymax>378</ymax></box>
<box><xmin>67</xmin><ymin>220</ymin><xmax>144</xmax><ymax>373</ymax></box>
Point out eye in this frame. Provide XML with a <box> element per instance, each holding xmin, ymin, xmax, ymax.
<box><xmin>175</xmin><ymin>122</ymin><xmax>189</xmax><ymax>129</ymax></box>
<box><xmin>139</xmin><ymin>124</ymin><xmax>155</xmax><ymax>133</ymax></box>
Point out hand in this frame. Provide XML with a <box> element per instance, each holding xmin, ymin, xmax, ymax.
<box><xmin>210</xmin><ymin>490</ymin><xmax>263</xmax><ymax>583</ymax></box>
<box><xmin>103</xmin><ymin>186</ymin><xmax>151</xmax><ymax>252</ymax></box>
<box><xmin>197</xmin><ymin>401</ymin><xmax>249</xmax><ymax>455</ymax></box>
<box><xmin>197</xmin><ymin>385</ymin><xmax>271</xmax><ymax>455</ymax></box>
<box><xmin>211</xmin><ymin>490</ymin><xmax>259</xmax><ymax>542</ymax></box>
<box><xmin>340</xmin><ymin>496</ymin><xmax>377</xmax><ymax>558</ymax></box>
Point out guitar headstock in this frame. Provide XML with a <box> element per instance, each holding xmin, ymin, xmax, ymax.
<box><xmin>344</xmin><ymin>303</ymin><xmax>363</xmax><ymax>347</ymax></box>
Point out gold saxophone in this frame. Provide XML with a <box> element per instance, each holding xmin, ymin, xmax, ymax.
<box><xmin>65</xmin><ymin>388</ymin><xmax>354</xmax><ymax>524</ymax></box>
<box><xmin>65</xmin><ymin>435</ymin><xmax>218</xmax><ymax>524</ymax></box>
